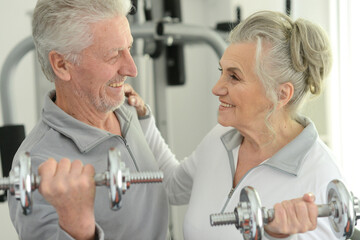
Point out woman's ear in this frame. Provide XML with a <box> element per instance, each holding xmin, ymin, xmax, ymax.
<box><xmin>277</xmin><ymin>82</ymin><xmax>294</xmax><ymax>107</ymax></box>
<box><xmin>48</xmin><ymin>51</ymin><xmax>71</xmax><ymax>81</ymax></box>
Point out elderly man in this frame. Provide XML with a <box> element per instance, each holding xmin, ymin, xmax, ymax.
<box><xmin>8</xmin><ymin>0</ymin><xmax>173</xmax><ymax>239</ymax></box>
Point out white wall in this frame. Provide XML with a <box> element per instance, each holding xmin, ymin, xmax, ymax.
<box><xmin>332</xmin><ymin>0</ymin><xmax>360</xmax><ymax>200</ymax></box>
<box><xmin>0</xmin><ymin>1</ymin><xmax>39</xmax><ymax>130</ymax></box>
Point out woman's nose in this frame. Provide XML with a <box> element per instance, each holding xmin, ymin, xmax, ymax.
<box><xmin>212</xmin><ymin>78</ymin><xmax>227</xmax><ymax>96</ymax></box>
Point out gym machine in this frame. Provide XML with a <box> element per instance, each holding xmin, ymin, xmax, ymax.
<box><xmin>0</xmin><ymin>148</ymin><xmax>163</xmax><ymax>215</ymax></box>
<box><xmin>210</xmin><ymin>179</ymin><xmax>360</xmax><ymax>240</ymax></box>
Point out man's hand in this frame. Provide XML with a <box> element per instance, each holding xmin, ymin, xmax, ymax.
<box><xmin>264</xmin><ymin>193</ymin><xmax>318</xmax><ymax>238</ymax></box>
<box><xmin>124</xmin><ymin>83</ymin><xmax>147</xmax><ymax>117</ymax></box>
<box><xmin>38</xmin><ymin>158</ymin><xmax>96</xmax><ymax>240</ymax></box>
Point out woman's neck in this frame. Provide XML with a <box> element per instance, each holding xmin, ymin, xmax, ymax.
<box><xmin>239</xmin><ymin>115</ymin><xmax>304</xmax><ymax>157</ymax></box>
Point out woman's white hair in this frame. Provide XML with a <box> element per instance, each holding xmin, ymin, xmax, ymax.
<box><xmin>229</xmin><ymin>11</ymin><xmax>332</xmax><ymax>119</ymax></box>
<box><xmin>32</xmin><ymin>0</ymin><xmax>132</xmax><ymax>82</ymax></box>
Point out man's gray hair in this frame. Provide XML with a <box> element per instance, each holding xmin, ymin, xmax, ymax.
<box><xmin>32</xmin><ymin>0</ymin><xmax>132</xmax><ymax>82</ymax></box>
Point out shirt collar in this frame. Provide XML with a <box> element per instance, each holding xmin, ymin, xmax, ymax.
<box><xmin>41</xmin><ymin>90</ymin><xmax>133</xmax><ymax>153</ymax></box>
<box><xmin>220</xmin><ymin>116</ymin><xmax>318</xmax><ymax>176</ymax></box>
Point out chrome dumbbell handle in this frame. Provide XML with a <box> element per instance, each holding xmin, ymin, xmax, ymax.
<box><xmin>128</xmin><ymin>172</ymin><xmax>164</xmax><ymax>183</ymax></box>
<box><xmin>210</xmin><ymin>202</ymin><xmax>339</xmax><ymax>226</ymax></box>
<box><xmin>210</xmin><ymin>202</ymin><xmax>342</xmax><ymax>228</ymax></box>
<box><xmin>0</xmin><ymin>165</ymin><xmax>163</xmax><ymax>191</ymax></box>
<box><xmin>0</xmin><ymin>175</ymin><xmax>41</xmax><ymax>191</ymax></box>
<box><xmin>265</xmin><ymin>202</ymin><xmax>339</xmax><ymax>222</ymax></box>
<box><xmin>1</xmin><ymin>148</ymin><xmax>164</xmax><ymax>215</ymax></box>
<box><xmin>0</xmin><ymin>171</ymin><xmax>163</xmax><ymax>189</ymax></box>
<box><xmin>210</xmin><ymin>206</ymin><xmax>275</xmax><ymax>227</ymax></box>
<box><xmin>93</xmin><ymin>171</ymin><xmax>164</xmax><ymax>186</ymax></box>
<box><xmin>94</xmin><ymin>170</ymin><xmax>163</xmax><ymax>210</ymax></box>
<box><xmin>210</xmin><ymin>180</ymin><xmax>359</xmax><ymax>240</ymax></box>
<box><xmin>0</xmin><ymin>178</ymin><xmax>13</xmax><ymax>190</ymax></box>
<box><xmin>210</xmin><ymin>212</ymin><xmax>239</xmax><ymax>226</ymax></box>
<box><xmin>95</xmin><ymin>167</ymin><xmax>164</xmax><ymax>210</ymax></box>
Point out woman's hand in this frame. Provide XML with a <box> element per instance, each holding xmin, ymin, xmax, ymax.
<box><xmin>124</xmin><ymin>83</ymin><xmax>147</xmax><ymax>117</ymax></box>
<box><xmin>264</xmin><ymin>193</ymin><xmax>318</xmax><ymax>238</ymax></box>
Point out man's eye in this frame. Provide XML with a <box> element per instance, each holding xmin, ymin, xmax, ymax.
<box><xmin>230</xmin><ymin>74</ymin><xmax>238</xmax><ymax>80</ymax></box>
<box><xmin>108</xmin><ymin>53</ymin><xmax>120</xmax><ymax>63</ymax></box>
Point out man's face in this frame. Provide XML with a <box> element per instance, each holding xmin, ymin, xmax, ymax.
<box><xmin>68</xmin><ymin>15</ymin><xmax>137</xmax><ymax>113</ymax></box>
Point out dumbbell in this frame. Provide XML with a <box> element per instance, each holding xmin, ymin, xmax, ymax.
<box><xmin>0</xmin><ymin>147</ymin><xmax>163</xmax><ymax>215</ymax></box>
<box><xmin>210</xmin><ymin>179</ymin><xmax>360</xmax><ymax>240</ymax></box>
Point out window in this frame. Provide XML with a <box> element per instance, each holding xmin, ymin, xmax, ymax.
<box><xmin>329</xmin><ymin>0</ymin><xmax>360</xmax><ymax>195</ymax></box>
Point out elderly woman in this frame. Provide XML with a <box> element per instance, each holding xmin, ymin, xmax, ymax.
<box><xmin>127</xmin><ymin>10</ymin><xmax>343</xmax><ymax>239</ymax></box>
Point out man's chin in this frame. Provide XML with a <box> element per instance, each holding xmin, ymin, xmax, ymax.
<box><xmin>107</xmin><ymin>98</ymin><xmax>125</xmax><ymax>112</ymax></box>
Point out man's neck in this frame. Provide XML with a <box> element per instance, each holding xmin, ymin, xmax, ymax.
<box><xmin>54</xmin><ymin>91</ymin><xmax>122</xmax><ymax>136</ymax></box>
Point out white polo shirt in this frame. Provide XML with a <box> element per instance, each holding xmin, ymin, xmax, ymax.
<box><xmin>141</xmin><ymin>114</ymin><xmax>345</xmax><ymax>240</ymax></box>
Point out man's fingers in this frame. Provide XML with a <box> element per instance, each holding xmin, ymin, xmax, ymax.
<box><xmin>38</xmin><ymin>158</ymin><xmax>57</xmax><ymax>177</ymax></box>
<box><xmin>56</xmin><ymin>158</ymin><xmax>72</xmax><ymax>175</ymax></box>
<box><xmin>82</xmin><ymin>164</ymin><xmax>95</xmax><ymax>177</ymax></box>
<box><xmin>69</xmin><ymin>159</ymin><xmax>84</xmax><ymax>176</ymax></box>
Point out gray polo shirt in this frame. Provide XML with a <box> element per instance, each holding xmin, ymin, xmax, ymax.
<box><xmin>8</xmin><ymin>90</ymin><xmax>169</xmax><ymax>240</ymax></box>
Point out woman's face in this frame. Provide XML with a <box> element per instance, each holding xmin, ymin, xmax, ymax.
<box><xmin>212</xmin><ymin>42</ymin><xmax>273</xmax><ymax>130</ymax></box>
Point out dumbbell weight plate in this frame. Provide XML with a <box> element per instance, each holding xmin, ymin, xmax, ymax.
<box><xmin>327</xmin><ymin>179</ymin><xmax>355</xmax><ymax>239</ymax></box>
<box><xmin>239</xmin><ymin>186</ymin><xmax>264</xmax><ymax>240</ymax></box>
<box><xmin>18</xmin><ymin>152</ymin><xmax>33</xmax><ymax>215</ymax></box>
<box><xmin>107</xmin><ymin>148</ymin><xmax>123</xmax><ymax>210</ymax></box>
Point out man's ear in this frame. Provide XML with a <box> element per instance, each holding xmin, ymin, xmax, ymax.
<box><xmin>277</xmin><ymin>82</ymin><xmax>294</xmax><ymax>108</ymax></box>
<box><xmin>48</xmin><ymin>51</ymin><xmax>71</xmax><ymax>81</ymax></box>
